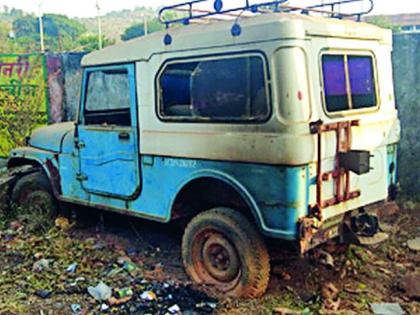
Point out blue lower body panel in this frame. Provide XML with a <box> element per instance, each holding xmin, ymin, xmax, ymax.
<box><xmin>60</xmin><ymin>154</ymin><xmax>310</xmax><ymax>240</ymax></box>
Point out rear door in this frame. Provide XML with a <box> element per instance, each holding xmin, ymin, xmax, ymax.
<box><xmin>316</xmin><ymin>51</ymin><xmax>391</xmax><ymax>213</ymax></box>
<box><xmin>77</xmin><ymin>64</ymin><xmax>140</xmax><ymax>198</ymax></box>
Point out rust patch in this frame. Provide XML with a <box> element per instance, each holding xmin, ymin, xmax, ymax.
<box><xmin>298</xmin><ymin>216</ymin><xmax>321</xmax><ymax>255</ymax></box>
<box><xmin>45</xmin><ymin>159</ymin><xmax>62</xmax><ymax>195</ymax></box>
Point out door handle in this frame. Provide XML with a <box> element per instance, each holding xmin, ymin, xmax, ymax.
<box><xmin>118</xmin><ymin>131</ymin><xmax>130</xmax><ymax>140</ymax></box>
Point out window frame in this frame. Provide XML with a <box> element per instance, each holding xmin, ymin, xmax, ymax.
<box><xmin>79</xmin><ymin>64</ymin><xmax>137</xmax><ymax>128</ymax></box>
<box><xmin>155</xmin><ymin>51</ymin><xmax>272</xmax><ymax>124</ymax></box>
<box><xmin>319</xmin><ymin>50</ymin><xmax>380</xmax><ymax>117</ymax></box>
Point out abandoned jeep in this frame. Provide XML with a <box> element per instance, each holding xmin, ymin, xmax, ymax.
<box><xmin>3</xmin><ymin>0</ymin><xmax>400</xmax><ymax>298</ymax></box>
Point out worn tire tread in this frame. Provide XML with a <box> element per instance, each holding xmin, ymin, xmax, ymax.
<box><xmin>182</xmin><ymin>207</ymin><xmax>270</xmax><ymax>298</ymax></box>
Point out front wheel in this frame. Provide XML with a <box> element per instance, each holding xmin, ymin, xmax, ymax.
<box><xmin>11</xmin><ymin>170</ymin><xmax>57</xmax><ymax>223</ymax></box>
<box><xmin>182</xmin><ymin>208</ymin><xmax>270</xmax><ymax>298</ymax></box>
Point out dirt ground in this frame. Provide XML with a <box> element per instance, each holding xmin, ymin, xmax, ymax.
<box><xmin>0</xmin><ymin>199</ymin><xmax>418</xmax><ymax>315</ymax></box>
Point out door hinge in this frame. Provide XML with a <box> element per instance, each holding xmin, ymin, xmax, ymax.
<box><xmin>76</xmin><ymin>173</ymin><xmax>88</xmax><ymax>181</ymax></box>
<box><xmin>74</xmin><ymin>139</ymin><xmax>85</xmax><ymax>149</ymax></box>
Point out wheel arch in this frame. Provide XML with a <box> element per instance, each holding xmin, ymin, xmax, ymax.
<box><xmin>7</xmin><ymin>156</ymin><xmax>61</xmax><ymax>198</ymax></box>
<box><xmin>169</xmin><ymin>170</ymin><xmax>265</xmax><ymax>232</ymax></box>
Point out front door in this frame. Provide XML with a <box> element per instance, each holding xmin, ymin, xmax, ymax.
<box><xmin>77</xmin><ymin>64</ymin><xmax>140</xmax><ymax>198</ymax></box>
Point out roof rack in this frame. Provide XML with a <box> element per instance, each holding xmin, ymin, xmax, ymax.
<box><xmin>158</xmin><ymin>0</ymin><xmax>374</xmax><ymax>45</ymax></box>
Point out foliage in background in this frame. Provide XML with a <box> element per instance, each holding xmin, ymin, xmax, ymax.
<box><xmin>0</xmin><ymin>94</ymin><xmax>47</xmax><ymax>154</ymax></box>
<box><xmin>121</xmin><ymin>11</ymin><xmax>183</xmax><ymax>41</ymax></box>
<box><xmin>121</xmin><ymin>18</ymin><xmax>164</xmax><ymax>41</ymax></box>
<box><xmin>366</xmin><ymin>16</ymin><xmax>401</xmax><ymax>32</ymax></box>
<box><xmin>0</xmin><ymin>8</ymin><xmax>114</xmax><ymax>53</ymax></box>
<box><xmin>0</xmin><ymin>54</ymin><xmax>48</xmax><ymax>157</ymax></box>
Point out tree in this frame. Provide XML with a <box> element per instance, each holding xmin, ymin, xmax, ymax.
<box><xmin>121</xmin><ymin>18</ymin><xmax>164</xmax><ymax>41</ymax></box>
<box><xmin>77</xmin><ymin>34</ymin><xmax>115</xmax><ymax>52</ymax></box>
<box><xmin>11</xmin><ymin>14</ymin><xmax>87</xmax><ymax>52</ymax></box>
<box><xmin>367</xmin><ymin>16</ymin><xmax>401</xmax><ymax>33</ymax></box>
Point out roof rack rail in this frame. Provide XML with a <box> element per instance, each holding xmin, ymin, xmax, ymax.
<box><xmin>158</xmin><ymin>0</ymin><xmax>374</xmax><ymax>45</ymax></box>
<box><xmin>159</xmin><ymin>0</ymin><xmax>374</xmax><ymax>27</ymax></box>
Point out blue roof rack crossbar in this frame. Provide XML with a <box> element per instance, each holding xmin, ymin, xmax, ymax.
<box><xmin>158</xmin><ymin>0</ymin><xmax>374</xmax><ymax>27</ymax></box>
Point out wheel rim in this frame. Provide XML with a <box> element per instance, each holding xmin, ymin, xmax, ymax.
<box><xmin>202</xmin><ymin>233</ymin><xmax>240</xmax><ymax>282</ymax></box>
<box><xmin>190</xmin><ymin>228</ymin><xmax>242</xmax><ymax>291</ymax></box>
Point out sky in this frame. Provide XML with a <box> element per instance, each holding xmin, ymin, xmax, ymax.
<box><xmin>0</xmin><ymin>0</ymin><xmax>418</xmax><ymax>18</ymax></box>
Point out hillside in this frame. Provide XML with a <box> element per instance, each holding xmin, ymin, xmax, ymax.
<box><xmin>78</xmin><ymin>7</ymin><xmax>157</xmax><ymax>43</ymax></box>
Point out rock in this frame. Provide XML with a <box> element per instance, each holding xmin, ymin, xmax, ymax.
<box><xmin>407</xmin><ymin>237</ymin><xmax>420</xmax><ymax>251</ymax></box>
<box><xmin>399</xmin><ymin>274</ymin><xmax>420</xmax><ymax>299</ymax></box>
<box><xmin>370</xmin><ymin>303</ymin><xmax>405</xmax><ymax>315</ymax></box>
<box><xmin>53</xmin><ymin>302</ymin><xmax>64</xmax><ymax>310</ymax></box>
<box><xmin>32</xmin><ymin>259</ymin><xmax>51</xmax><ymax>272</ymax></box>
<box><xmin>379</xmin><ymin>223</ymin><xmax>394</xmax><ymax>233</ymax></box>
<box><xmin>35</xmin><ymin>290</ymin><xmax>52</xmax><ymax>299</ymax></box>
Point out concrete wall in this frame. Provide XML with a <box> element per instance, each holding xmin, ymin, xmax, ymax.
<box><xmin>392</xmin><ymin>34</ymin><xmax>420</xmax><ymax>197</ymax></box>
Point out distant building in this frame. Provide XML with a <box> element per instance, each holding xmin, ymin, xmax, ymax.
<box><xmin>366</xmin><ymin>13</ymin><xmax>420</xmax><ymax>33</ymax></box>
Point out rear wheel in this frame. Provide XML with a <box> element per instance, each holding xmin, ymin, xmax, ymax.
<box><xmin>11</xmin><ymin>170</ymin><xmax>57</xmax><ymax>221</ymax></box>
<box><xmin>182</xmin><ymin>208</ymin><xmax>270</xmax><ymax>298</ymax></box>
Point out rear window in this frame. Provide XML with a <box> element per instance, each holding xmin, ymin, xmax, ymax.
<box><xmin>158</xmin><ymin>55</ymin><xmax>269</xmax><ymax>122</ymax></box>
<box><xmin>322</xmin><ymin>54</ymin><xmax>377</xmax><ymax>113</ymax></box>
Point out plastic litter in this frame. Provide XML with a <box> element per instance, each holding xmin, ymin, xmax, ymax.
<box><xmin>116</xmin><ymin>287</ymin><xmax>133</xmax><ymax>298</ymax></box>
<box><xmin>70</xmin><ymin>304</ymin><xmax>82</xmax><ymax>315</ymax></box>
<box><xmin>66</xmin><ymin>262</ymin><xmax>78</xmax><ymax>273</ymax></box>
<box><xmin>87</xmin><ymin>282</ymin><xmax>112</xmax><ymax>301</ymax></box>
<box><xmin>117</xmin><ymin>256</ymin><xmax>137</xmax><ymax>273</ymax></box>
<box><xmin>100</xmin><ymin>303</ymin><xmax>109</xmax><ymax>312</ymax></box>
<box><xmin>69</xmin><ymin>276</ymin><xmax>86</xmax><ymax>286</ymax></box>
<box><xmin>140</xmin><ymin>290</ymin><xmax>157</xmax><ymax>301</ymax></box>
<box><xmin>168</xmin><ymin>304</ymin><xmax>181</xmax><ymax>314</ymax></box>
<box><xmin>370</xmin><ymin>303</ymin><xmax>405</xmax><ymax>315</ymax></box>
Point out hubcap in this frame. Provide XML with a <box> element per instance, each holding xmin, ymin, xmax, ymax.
<box><xmin>202</xmin><ymin>233</ymin><xmax>240</xmax><ymax>282</ymax></box>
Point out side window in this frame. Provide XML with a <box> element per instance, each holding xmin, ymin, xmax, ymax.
<box><xmin>84</xmin><ymin>68</ymin><xmax>131</xmax><ymax>126</ymax></box>
<box><xmin>322</xmin><ymin>54</ymin><xmax>377</xmax><ymax>113</ymax></box>
<box><xmin>158</xmin><ymin>55</ymin><xmax>269</xmax><ymax>122</ymax></box>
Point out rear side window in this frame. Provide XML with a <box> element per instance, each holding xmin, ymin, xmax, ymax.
<box><xmin>158</xmin><ymin>55</ymin><xmax>269</xmax><ymax>122</ymax></box>
<box><xmin>322</xmin><ymin>54</ymin><xmax>377</xmax><ymax>113</ymax></box>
